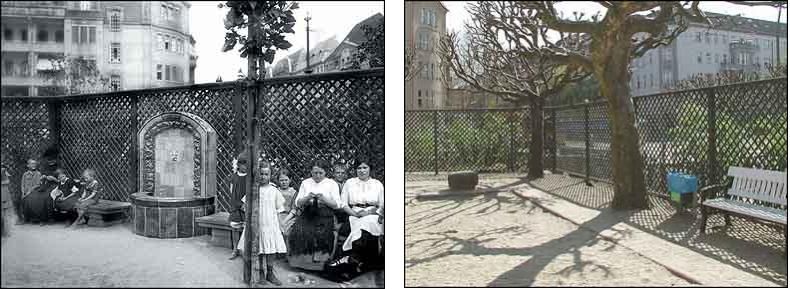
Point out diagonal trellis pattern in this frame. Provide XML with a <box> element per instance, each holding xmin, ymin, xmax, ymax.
<box><xmin>1</xmin><ymin>101</ymin><xmax>51</xmax><ymax>198</ymax></box>
<box><xmin>1</xmin><ymin>69</ymin><xmax>382</xmax><ymax>214</ymax></box>
<box><xmin>404</xmin><ymin>107</ymin><xmax>531</xmax><ymax>173</ymax></box>
<box><xmin>546</xmin><ymin>77</ymin><xmax>787</xmax><ymax>197</ymax></box>
<box><xmin>258</xmin><ymin>70</ymin><xmax>385</xmax><ymax>183</ymax></box>
<box><xmin>59</xmin><ymin>96</ymin><xmax>133</xmax><ymax>202</ymax></box>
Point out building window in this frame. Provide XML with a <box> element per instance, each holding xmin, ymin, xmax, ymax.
<box><xmin>696</xmin><ymin>32</ymin><xmax>701</xmax><ymax>42</ymax></box>
<box><xmin>36</xmin><ymin>30</ymin><xmax>47</xmax><ymax>42</ymax></box>
<box><xmin>80</xmin><ymin>26</ymin><xmax>88</xmax><ymax>43</ymax></box>
<box><xmin>697</xmin><ymin>52</ymin><xmax>702</xmax><ymax>63</ymax></box>
<box><xmin>418</xmin><ymin>90</ymin><xmax>421</xmax><ymax>97</ymax></box>
<box><xmin>110</xmin><ymin>75</ymin><xmax>120</xmax><ymax>91</ymax></box>
<box><xmin>723</xmin><ymin>53</ymin><xmax>727</xmax><ymax>64</ymax></box>
<box><xmin>650</xmin><ymin>74</ymin><xmax>653</xmax><ymax>88</ymax></box>
<box><xmin>157</xmin><ymin>34</ymin><xmax>163</xmax><ymax>50</ymax></box>
<box><xmin>705</xmin><ymin>32</ymin><xmax>710</xmax><ymax>44</ymax></box>
<box><xmin>156</xmin><ymin>64</ymin><xmax>162</xmax><ymax>80</ymax></box>
<box><xmin>165</xmin><ymin>65</ymin><xmax>171</xmax><ymax>80</ymax></box>
<box><xmin>714</xmin><ymin>53</ymin><xmax>719</xmax><ymax>64</ymax></box>
<box><xmin>55</xmin><ymin>30</ymin><xmax>63</xmax><ymax>43</ymax></box>
<box><xmin>165</xmin><ymin>36</ymin><xmax>170</xmax><ymax>51</ymax></box>
<box><xmin>20</xmin><ymin>29</ymin><xmax>27</xmax><ymax>41</ymax></box>
<box><xmin>162</xmin><ymin>4</ymin><xmax>168</xmax><ymax>20</ymax></box>
<box><xmin>79</xmin><ymin>1</ymin><xmax>95</xmax><ymax>11</ymax></box>
<box><xmin>110</xmin><ymin>9</ymin><xmax>121</xmax><ymax>31</ymax></box>
<box><xmin>3</xmin><ymin>29</ymin><xmax>12</xmax><ymax>41</ymax></box>
<box><xmin>110</xmin><ymin>43</ymin><xmax>121</xmax><ymax>63</ymax></box>
<box><xmin>706</xmin><ymin>52</ymin><xmax>711</xmax><ymax>64</ymax></box>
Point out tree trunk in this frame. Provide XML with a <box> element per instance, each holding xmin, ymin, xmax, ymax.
<box><xmin>528</xmin><ymin>97</ymin><xmax>544</xmax><ymax>179</ymax></box>
<box><xmin>592</xmin><ymin>28</ymin><xmax>648</xmax><ymax>210</ymax></box>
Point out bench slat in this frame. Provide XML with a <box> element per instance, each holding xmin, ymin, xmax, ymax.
<box><xmin>703</xmin><ymin>198</ymin><xmax>787</xmax><ymax>225</ymax></box>
<box><xmin>726</xmin><ymin>167</ymin><xmax>787</xmax><ymax>206</ymax></box>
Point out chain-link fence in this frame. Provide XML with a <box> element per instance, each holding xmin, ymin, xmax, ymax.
<box><xmin>547</xmin><ymin>77</ymin><xmax>787</xmax><ymax>194</ymax></box>
<box><xmin>1</xmin><ymin>68</ymin><xmax>384</xmax><ymax>213</ymax></box>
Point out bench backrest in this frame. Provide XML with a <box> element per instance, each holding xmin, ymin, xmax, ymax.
<box><xmin>726</xmin><ymin>167</ymin><xmax>787</xmax><ymax>206</ymax></box>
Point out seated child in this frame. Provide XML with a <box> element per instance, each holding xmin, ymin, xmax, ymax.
<box><xmin>52</xmin><ymin>168</ymin><xmax>81</xmax><ymax>225</ymax></box>
<box><xmin>69</xmin><ymin>169</ymin><xmax>101</xmax><ymax>228</ymax></box>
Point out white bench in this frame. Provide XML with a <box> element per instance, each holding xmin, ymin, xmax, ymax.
<box><xmin>699</xmin><ymin>167</ymin><xmax>787</xmax><ymax>250</ymax></box>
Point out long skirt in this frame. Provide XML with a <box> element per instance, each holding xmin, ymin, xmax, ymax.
<box><xmin>287</xmin><ymin>204</ymin><xmax>336</xmax><ymax>271</ymax></box>
<box><xmin>22</xmin><ymin>183</ymin><xmax>56</xmax><ymax>222</ymax></box>
<box><xmin>55</xmin><ymin>195</ymin><xmax>80</xmax><ymax>212</ymax></box>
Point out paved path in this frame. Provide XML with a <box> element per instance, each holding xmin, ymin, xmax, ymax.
<box><xmin>406</xmin><ymin>188</ymin><xmax>692</xmax><ymax>287</ymax></box>
<box><xmin>513</xmin><ymin>185</ymin><xmax>780</xmax><ymax>287</ymax></box>
<box><xmin>1</xmin><ymin>222</ymin><xmax>381</xmax><ymax>287</ymax></box>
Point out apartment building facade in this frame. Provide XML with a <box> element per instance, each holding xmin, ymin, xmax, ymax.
<box><xmin>1</xmin><ymin>1</ymin><xmax>195</xmax><ymax>97</ymax></box>
<box><xmin>630</xmin><ymin>13</ymin><xmax>787</xmax><ymax>96</ymax></box>
<box><xmin>405</xmin><ymin>1</ymin><xmax>447</xmax><ymax>110</ymax></box>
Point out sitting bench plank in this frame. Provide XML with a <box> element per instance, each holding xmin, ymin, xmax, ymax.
<box><xmin>700</xmin><ymin>167</ymin><xmax>787</xmax><ymax>254</ymax></box>
<box><xmin>196</xmin><ymin>212</ymin><xmax>242</xmax><ymax>249</ymax></box>
<box><xmin>85</xmin><ymin>200</ymin><xmax>131</xmax><ymax>227</ymax></box>
<box><xmin>726</xmin><ymin>167</ymin><xmax>787</xmax><ymax>205</ymax></box>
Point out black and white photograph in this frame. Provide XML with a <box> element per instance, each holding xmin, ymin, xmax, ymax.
<box><xmin>1</xmin><ymin>1</ymin><xmax>384</xmax><ymax>287</ymax></box>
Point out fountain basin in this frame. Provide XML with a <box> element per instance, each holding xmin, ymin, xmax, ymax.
<box><xmin>130</xmin><ymin>192</ymin><xmax>215</xmax><ymax>238</ymax></box>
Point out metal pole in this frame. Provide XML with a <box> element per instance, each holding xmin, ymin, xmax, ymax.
<box><xmin>584</xmin><ymin>104</ymin><xmax>591</xmax><ymax>186</ymax></box>
<box><xmin>509</xmin><ymin>110</ymin><xmax>515</xmax><ymax>173</ymax></box>
<box><xmin>305</xmin><ymin>13</ymin><xmax>312</xmax><ymax>74</ymax></box>
<box><xmin>551</xmin><ymin>108</ymin><xmax>557</xmax><ymax>172</ymax></box>
<box><xmin>433</xmin><ymin>110</ymin><xmax>438</xmax><ymax>175</ymax></box>
<box><xmin>706</xmin><ymin>89</ymin><xmax>718</xmax><ymax>185</ymax></box>
<box><xmin>777</xmin><ymin>4</ymin><xmax>782</xmax><ymax>65</ymax></box>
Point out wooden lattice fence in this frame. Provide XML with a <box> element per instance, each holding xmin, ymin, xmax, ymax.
<box><xmin>0</xmin><ymin>68</ymin><xmax>384</xmax><ymax>213</ymax></box>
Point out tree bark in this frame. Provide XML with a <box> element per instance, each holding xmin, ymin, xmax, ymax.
<box><xmin>591</xmin><ymin>24</ymin><xmax>649</xmax><ymax>210</ymax></box>
<box><xmin>528</xmin><ymin>97</ymin><xmax>545</xmax><ymax>179</ymax></box>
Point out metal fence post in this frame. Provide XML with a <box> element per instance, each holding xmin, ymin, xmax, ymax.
<box><xmin>433</xmin><ymin>110</ymin><xmax>438</xmax><ymax>175</ymax></box>
<box><xmin>584</xmin><ymin>104</ymin><xmax>591</xmax><ymax>185</ymax></box>
<box><xmin>509</xmin><ymin>110</ymin><xmax>515</xmax><ymax>172</ymax></box>
<box><xmin>551</xmin><ymin>108</ymin><xmax>557</xmax><ymax>172</ymax></box>
<box><xmin>706</xmin><ymin>88</ymin><xmax>718</xmax><ymax>185</ymax></box>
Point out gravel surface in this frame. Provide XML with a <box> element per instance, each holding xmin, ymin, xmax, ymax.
<box><xmin>405</xmin><ymin>189</ymin><xmax>692</xmax><ymax>287</ymax></box>
<box><xmin>1</xmin><ymin>222</ymin><xmax>381</xmax><ymax>288</ymax></box>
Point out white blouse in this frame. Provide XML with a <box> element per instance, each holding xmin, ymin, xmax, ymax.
<box><xmin>295</xmin><ymin>177</ymin><xmax>341</xmax><ymax>207</ymax></box>
<box><xmin>340</xmin><ymin>177</ymin><xmax>384</xmax><ymax>210</ymax></box>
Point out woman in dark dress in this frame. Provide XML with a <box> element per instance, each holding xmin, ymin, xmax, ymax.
<box><xmin>22</xmin><ymin>148</ymin><xmax>59</xmax><ymax>225</ymax></box>
<box><xmin>287</xmin><ymin>159</ymin><xmax>341</xmax><ymax>271</ymax></box>
<box><xmin>53</xmin><ymin>168</ymin><xmax>82</xmax><ymax>224</ymax></box>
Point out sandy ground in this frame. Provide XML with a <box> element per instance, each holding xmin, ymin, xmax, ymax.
<box><xmin>405</xmin><ymin>181</ymin><xmax>692</xmax><ymax>287</ymax></box>
<box><xmin>1</xmin><ymin>221</ymin><xmax>382</xmax><ymax>288</ymax></box>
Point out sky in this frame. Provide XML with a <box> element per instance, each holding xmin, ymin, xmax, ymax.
<box><xmin>190</xmin><ymin>1</ymin><xmax>383</xmax><ymax>84</ymax></box>
<box><xmin>443</xmin><ymin>1</ymin><xmax>788</xmax><ymax>33</ymax></box>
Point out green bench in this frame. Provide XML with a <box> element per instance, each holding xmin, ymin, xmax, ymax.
<box><xmin>85</xmin><ymin>200</ymin><xmax>132</xmax><ymax>227</ymax></box>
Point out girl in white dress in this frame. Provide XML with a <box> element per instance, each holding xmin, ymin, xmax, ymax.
<box><xmin>237</xmin><ymin>163</ymin><xmax>287</xmax><ymax>285</ymax></box>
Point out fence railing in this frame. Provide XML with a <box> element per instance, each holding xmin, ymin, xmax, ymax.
<box><xmin>1</xmin><ymin>68</ymin><xmax>384</xmax><ymax>213</ymax></box>
<box><xmin>546</xmin><ymin>77</ymin><xmax>787</xmax><ymax>194</ymax></box>
<box><xmin>404</xmin><ymin>107</ymin><xmax>531</xmax><ymax>173</ymax></box>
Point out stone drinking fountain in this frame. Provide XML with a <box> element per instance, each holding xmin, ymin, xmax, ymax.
<box><xmin>130</xmin><ymin>112</ymin><xmax>217</xmax><ymax>238</ymax></box>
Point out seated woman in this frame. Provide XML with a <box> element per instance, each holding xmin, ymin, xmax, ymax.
<box><xmin>69</xmin><ymin>169</ymin><xmax>101</xmax><ymax>228</ymax></box>
<box><xmin>287</xmin><ymin>159</ymin><xmax>341</xmax><ymax>271</ymax></box>
<box><xmin>52</xmin><ymin>168</ymin><xmax>82</xmax><ymax>225</ymax></box>
<box><xmin>326</xmin><ymin>158</ymin><xmax>384</xmax><ymax>280</ymax></box>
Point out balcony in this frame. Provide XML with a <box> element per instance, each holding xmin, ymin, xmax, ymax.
<box><xmin>2</xmin><ymin>40</ymin><xmax>64</xmax><ymax>53</ymax></box>
<box><xmin>1</xmin><ymin>5</ymin><xmax>66</xmax><ymax>18</ymax></box>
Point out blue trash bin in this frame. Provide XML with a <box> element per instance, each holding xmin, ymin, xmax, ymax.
<box><xmin>666</xmin><ymin>172</ymin><xmax>698</xmax><ymax>207</ymax></box>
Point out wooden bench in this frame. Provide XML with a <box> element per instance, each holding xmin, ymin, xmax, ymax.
<box><xmin>85</xmin><ymin>200</ymin><xmax>132</xmax><ymax>227</ymax></box>
<box><xmin>699</xmin><ymin>167</ymin><xmax>787</xmax><ymax>249</ymax></box>
<box><xmin>195</xmin><ymin>212</ymin><xmax>242</xmax><ymax>249</ymax></box>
